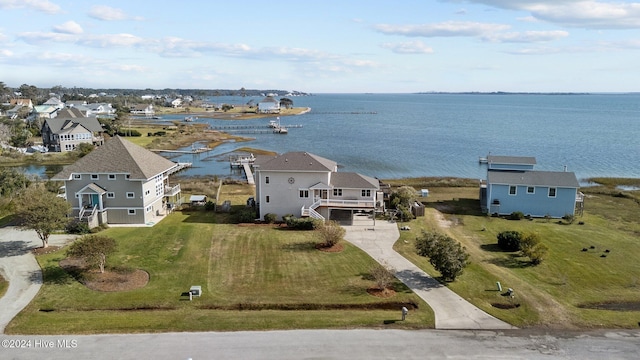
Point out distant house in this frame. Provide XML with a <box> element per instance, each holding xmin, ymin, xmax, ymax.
<box><xmin>130</xmin><ymin>104</ymin><xmax>155</xmax><ymax>117</ymax></box>
<box><xmin>253</xmin><ymin>151</ymin><xmax>383</xmax><ymax>222</ymax></box>
<box><xmin>9</xmin><ymin>98</ymin><xmax>34</xmax><ymax>110</ymax></box>
<box><xmin>43</xmin><ymin>97</ymin><xmax>65</xmax><ymax>110</ymax></box>
<box><xmin>87</xmin><ymin>103</ymin><xmax>115</xmax><ymax>116</ymax></box>
<box><xmin>167</xmin><ymin>98</ymin><xmax>182</xmax><ymax>108</ymax></box>
<box><xmin>33</xmin><ymin>105</ymin><xmax>59</xmax><ymax>119</ymax></box>
<box><xmin>257</xmin><ymin>96</ymin><xmax>280</xmax><ymax>114</ymax></box>
<box><xmin>41</xmin><ymin>109</ymin><xmax>104</xmax><ymax>152</ymax></box>
<box><xmin>65</xmin><ymin>100</ymin><xmax>87</xmax><ymax>108</ymax></box>
<box><xmin>481</xmin><ymin>156</ymin><xmax>582</xmax><ymax>218</ymax></box>
<box><xmin>52</xmin><ymin>136</ymin><xmax>182</xmax><ymax>228</ymax></box>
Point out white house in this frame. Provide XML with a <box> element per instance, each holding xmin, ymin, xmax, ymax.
<box><xmin>257</xmin><ymin>96</ymin><xmax>280</xmax><ymax>114</ymax></box>
<box><xmin>253</xmin><ymin>152</ymin><xmax>383</xmax><ymax>222</ymax></box>
<box><xmin>130</xmin><ymin>104</ymin><xmax>155</xmax><ymax>117</ymax></box>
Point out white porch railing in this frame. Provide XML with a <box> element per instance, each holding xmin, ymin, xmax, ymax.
<box><xmin>165</xmin><ymin>183</ymin><xmax>181</xmax><ymax>197</ymax></box>
<box><xmin>301</xmin><ymin>205</ymin><xmax>325</xmax><ymax>221</ymax></box>
<box><xmin>312</xmin><ymin>198</ymin><xmax>376</xmax><ymax>208</ymax></box>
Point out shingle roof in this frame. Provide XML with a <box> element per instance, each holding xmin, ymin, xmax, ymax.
<box><xmin>56</xmin><ymin>107</ymin><xmax>86</xmax><ymax>118</ymax></box>
<box><xmin>488</xmin><ymin>170</ymin><xmax>579</xmax><ymax>188</ymax></box>
<box><xmin>53</xmin><ymin>136</ymin><xmax>177</xmax><ymax>180</ymax></box>
<box><xmin>330</xmin><ymin>172</ymin><xmax>379</xmax><ymax>189</ymax></box>
<box><xmin>487</xmin><ymin>155</ymin><xmax>537</xmax><ymax>165</ymax></box>
<box><xmin>255</xmin><ymin>152</ymin><xmax>337</xmax><ymax>172</ymax></box>
<box><xmin>44</xmin><ymin>117</ymin><xmax>102</xmax><ymax>133</ymax></box>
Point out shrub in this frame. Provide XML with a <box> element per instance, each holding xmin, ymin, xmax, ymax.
<box><xmin>497</xmin><ymin>230</ymin><xmax>523</xmax><ymax>251</ymax></box>
<box><xmin>562</xmin><ymin>213</ymin><xmax>575</xmax><ymax>224</ymax></box>
<box><xmin>520</xmin><ymin>233</ymin><xmax>548</xmax><ymax>265</ymax></box>
<box><xmin>370</xmin><ymin>261</ymin><xmax>396</xmax><ymax>290</ymax></box>
<box><xmin>66</xmin><ymin>220</ymin><xmax>90</xmax><ymax>235</ymax></box>
<box><xmin>236</xmin><ymin>209</ymin><xmax>256</xmax><ymax>223</ymax></box>
<box><xmin>315</xmin><ymin>220</ymin><xmax>345</xmax><ymax>248</ymax></box>
<box><xmin>286</xmin><ymin>217</ymin><xmax>320</xmax><ymax>230</ymax></box>
<box><xmin>282</xmin><ymin>214</ymin><xmax>294</xmax><ymax>222</ymax></box>
<box><xmin>264</xmin><ymin>213</ymin><xmax>277</xmax><ymax>224</ymax></box>
<box><xmin>509</xmin><ymin>211</ymin><xmax>525</xmax><ymax>220</ymax></box>
<box><xmin>415</xmin><ymin>230</ymin><xmax>469</xmax><ymax>281</ymax></box>
<box><xmin>204</xmin><ymin>201</ymin><xmax>216</xmax><ymax>211</ymax></box>
<box><xmin>395</xmin><ymin>205</ymin><xmax>414</xmax><ymax>222</ymax></box>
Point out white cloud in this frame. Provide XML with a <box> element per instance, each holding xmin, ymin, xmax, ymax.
<box><xmin>381</xmin><ymin>40</ymin><xmax>435</xmax><ymax>54</ymax></box>
<box><xmin>53</xmin><ymin>21</ymin><xmax>83</xmax><ymax>35</ymax></box>
<box><xmin>0</xmin><ymin>0</ymin><xmax>61</xmax><ymax>14</ymax></box>
<box><xmin>110</xmin><ymin>64</ymin><xmax>146</xmax><ymax>72</ymax></box>
<box><xmin>88</xmin><ymin>5</ymin><xmax>140</xmax><ymax>21</ymax></box>
<box><xmin>459</xmin><ymin>0</ymin><xmax>640</xmax><ymax>29</ymax></box>
<box><xmin>483</xmin><ymin>30</ymin><xmax>569</xmax><ymax>43</ymax></box>
<box><xmin>78</xmin><ymin>33</ymin><xmax>145</xmax><ymax>48</ymax></box>
<box><xmin>17</xmin><ymin>31</ymin><xmax>77</xmax><ymax>44</ymax></box>
<box><xmin>374</xmin><ymin>21</ymin><xmax>511</xmax><ymax>37</ymax></box>
<box><xmin>0</xmin><ymin>49</ymin><xmax>13</xmax><ymax>57</ymax></box>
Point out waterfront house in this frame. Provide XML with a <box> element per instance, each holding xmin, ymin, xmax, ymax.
<box><xmin>253</xmin><ymin>151</ymin><xmax>383</xmax><ymax>222</ymax></box>
<box><xmin>52</xmin><ymin>136</ymin><xmax>182</xmax><ymax>228</ymax></box>
<box><xmin>257</xmin><ymin>96</ymin><xmax>280</xmax><ymax>114</ymax></box>
<box><xmin>41</xmin><ymin>110</ymin><xmax>104</xmax><ymax>152</ymax></box>
<box><xmin>130</xmin><ymin>104</ymin><xmax>155</xmax><ymax>117</ymax></box>
<box><xmin>481</xmin><ymin>156</ymin><xmax>582</xmax><ymax>218</ymax></box>
<box><xmin>33</xmin><ymin>105</ymin><xmax>59</xmax><ymax>120</ymax></box>
<box><xmin>43</xmin><ymin>97</ymin><xmax>65</xmax><ymax>110</ymax></box>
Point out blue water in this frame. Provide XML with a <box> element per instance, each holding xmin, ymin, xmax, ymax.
<box><xmin>169</xmin><ymin>93</ymin><xmax>640</xmax><ymax>182</ymax></box>
<box><xmin>22</xmin><ymin>93</ymin><xmax>640</xmax><ymax>182</ymax></box>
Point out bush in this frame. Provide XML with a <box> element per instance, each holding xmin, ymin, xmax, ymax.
<box><xmin>66</xmin><ymin>220</ymin><xmax>90</xmax><ymax>235</ymax></box>
<box><xmin>395</xmin><ymin>205</ymin><xmax>414</xmax><ymax>222</ymax></box>
<box><xmin>370</xmin><ymin>261</ymin><xmax>396</xmax><ymax>290</ymax></box>
<box><xmin>282</xmin><ymin>214</ymin><xmax>294</xmax><ymax>222</ymax></box>
<box><xmin>264</xmin><ymin>213</ymin><xmax>277</xmax><ymax>224</ymax></box>
<box><xmin>204</xmin><ymin>201</ymin><xmax>216</xmax><ymax>211</ymax></box>
<box><xmin>315</xmin><ymin>220</ymin><xmax>345</xmax><ymax>248</ymax></box>
<box><xmin>415</xmin><ymin>230</ymin><xmax>469</xmax><ymax>281</ymax></box>
<box><xmin>509</xmin><ymin>211</ymin><xmax>525</xmax><ymax>220</ymax></box>
<box><xmin>562</xmin><ymin>213</ymin><xmax>575</xmax><ymax>224</ymax></box>
<box><xmin>235</xmin><ymin>209</ymin><xmax>256</xmax><ymax>223</ymax></box>
<box><xmin>117</xmin><ymin>129</ymin><xmax>142</xmax><ymax>137</ymax></box>
<box><xmin>520</xmin><ymin>233</ymin><xmax>548</xmax><ymax>265</ymax></box>
<box><xmin>497</xmin><ymin>230</ymin><xmax>523</xmax><ymax>251</ymax></box>
<box><xmin>286</xmin><ymin>217</ymin><xmax>321</xmax><ymax>230</ymax></box>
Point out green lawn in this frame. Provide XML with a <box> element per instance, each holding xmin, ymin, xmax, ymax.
<box><xmin>0</xmin><ymin>274</ymin><xmax>7</xmax><ymax>299</ymax></box>
<box><xmin>8</xmin><ymin>210</ymin><xmax>432</xmax><ymax>334</ymax></box>
<box><xmin>394</xmin><ymin>186</ymin><xmax>640</xmax><ymax>329</ymax></box>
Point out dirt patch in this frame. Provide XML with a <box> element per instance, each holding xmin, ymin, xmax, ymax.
<box><xmin>316</xmin><ymin>243</ymin><xmax>345</xmax><ymax>253</ymax></box>
<box><xmin>59</xmin><ymin>258</ymin><xmax>149</xmax><ymax>292</ymax></box>
<box><xmin>492</xmin><ymin>302</ymin><xmax>521</xmax><ymax>309</ymax></box>
<box><xmin>367</xmin><ymin>287</ymin><xmax>397</xmax><ymax>298</ymax></box>
<box><xmin>432</xmin><ymin>208</ymin><xmax>453</xmax><ymax>228</ymax></box>
<box><xmin>578</xmin><ymin>301</ymin><xmax>640</xmax><ymax>311</ymax></box>
<box><xmin>32</xmin><ymin>246</ymin><xmax>61</xmax><ymax>255</ymax></box>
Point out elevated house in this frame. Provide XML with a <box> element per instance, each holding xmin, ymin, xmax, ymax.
<box><xmin>253</xmin><ymin>152</ymin><xmax>383</xmax><ymax>222</ymax></box>
<box><xmin>41</xmin><ymin>108</ymin><xmax>104</xmax><ymax>152</ymax></box>
<box><xmin>481</xmin><ymin>155</ymin><xmax>582</xmax><ymax>218</ymax></box>
<box><xmin>130</xmin><ymin>104</ymin><xmax>155</xmax><ymax>117</ymax></box>
<box><xmin>257</xmin><ymin>96</ymin><xmax>280</xmax><ymax>114</ymax></box>
<box><xmin>52</xmin><ymin>136</ymin><xmax>182</xmax><ymax>228</ymax></box>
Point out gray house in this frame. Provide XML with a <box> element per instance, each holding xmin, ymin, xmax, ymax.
<box><xmin>481</xmin><ymin>156</ymin><xmax>582</xmax><ymax>218</ymax></box>
<box><xmin>41</xmin><ymin>109</ymin><xmax>104</xmax><ymax>152</ymax></box>
<box><xmin>53</xmin><ymin>136</ymin><xmax>182</xmax><ymax>228</ymax></box>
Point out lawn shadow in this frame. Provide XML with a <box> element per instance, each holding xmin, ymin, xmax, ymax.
<box><xmin>0</xmin><ymin>240</ymin><xmax>31</xmax><ymax>258</ymax></box>
<box><xmin>40</xmin><ymin>264</ymin><xmax>76</xmax><ymax>285</ymax></box>
<box><xmin>427</xmin><ymin>198</ymin><xmax>484</xmax><ymax>216</ymax></box>
<box><xmin>281</xmin><ymin>241</ymin><xmax>317</xmax><ymax>252</ymax></box>
<box><xmin>486</xmin><ymin>254</ymin><xmax>533</xmax><ymax>269</ymax></box>
<box><xmin>480</xmin><ymin>243</ymin><xmax>512</xmax><ymax>253</ymax></box>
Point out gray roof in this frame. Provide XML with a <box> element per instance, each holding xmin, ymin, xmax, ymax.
<box><xmin>330</xmin><ymin>172</ymin><xmax>379</xmax><ymax>189</ymax></box>
<box><xmin>56</xmin><ymin>107</ymin><xmax>86</xmax><ymax>118</ymax></box>
<box><xmin>488</xmin><ymin>170</ymin><xmax>579</xmax><ymax>188</ymax></box>
<box><xmin>255</xmin><ymin>152</ymin><xmax>337</xmax><ymax>172</ymax></box>
<box><xmin>53</xmin><ymin>136</ymin><xmax>177</xmax><ymax>180</ymax></box>
<box><xmin>44</xmin><ymin>117</ymin><xmax>103</xmax><ymax>133</ymax></box>
<box><xmin>487</xmin><ymin>155</ymin><xmax>536</xmax><ymax>165</ymax></box>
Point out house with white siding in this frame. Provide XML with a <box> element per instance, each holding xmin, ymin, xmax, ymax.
<box><xmin>52</xmin><ymin>136</ymin><xmax>182</xmax><ymax>228</ymax></box>
<box><xmin>257</xmin><ymin>96</ymin><xmax>280</xmax><ymax>114</ymax></box>
<box><xmin>481</xmin><ymin>156</ymin><xmax>582</xmax><ymax>218</ymax></box>
<box><xmin>253</xmin><ymin>152</ymin><xmax>383</xmax><ymax>222</ymax></box>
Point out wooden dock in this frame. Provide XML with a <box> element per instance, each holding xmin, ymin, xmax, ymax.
<box><xmin>150</xmin><ymin>147</ymin><xmax>210</xmax><ymax>154</ymax></box>
<box><xmin>230</xmin><ymin>155</ymin><xmax>256</xmax><ymax>185</ymax></box>
<box><xmin>168</xmin><ymin>162</ymin><xmax>192</xmax><ymax>175</ymax></box>
<box><xmin>243</xmin><ymin>162</ymin><xmax>255</xmax><ymax>185</ymax></box>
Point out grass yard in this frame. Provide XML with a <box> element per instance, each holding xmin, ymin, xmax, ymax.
<box><xmin>8</xmin><ymin>208</ymin><xmax>432</xmax><ymax>334</ymax></box>
<box><xmin>393</xmin><ymin>184</ymin><xmax>640</xmax><ymax>329</ymax></box>
<box><xmin>0</xmin><ymin>274</ymin><xmax>7</xmax><ymax>299</ymax></box>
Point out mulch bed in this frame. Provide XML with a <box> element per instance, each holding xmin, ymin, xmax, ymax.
<box><xmin>315</xmin><ymin>243</ymin><xmax>344</xmax><ymax>253</ymax></box>
<box><xmin>59</xmin><ymin>258</ymin><xmax>149</xmax><ymax>292</ymax></box>
<box><xmin>32</xmin><ymin>246</ymin><xmax>61</xmax><ymax>255</ymax></box>
<box><xmin>367</xmin><ymin>287</ymin><xmax>397</xmax><ymax>298</ymax></box>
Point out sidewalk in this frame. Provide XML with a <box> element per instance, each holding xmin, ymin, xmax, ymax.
<box><xmin>343</xmin><ymin>217</ymin><xmax>515</xmax><ymax>330</ymax></box>
<box><xmin>0</xmin><ymin>227</ymin><xmax>76</xmax><ymax>333</ymax></box>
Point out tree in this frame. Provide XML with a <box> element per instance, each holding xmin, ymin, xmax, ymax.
<box><xmin>370</xmin><ymin>261</ymin><xmax>396</xmax><ymax>291</ymax></box>
<box><xmin>67</xmin><ymin>235</ymin><xmax>117</xmax><ymax>273</ymax></box>
<box><xmin>415</xmin><ymin>230</ymin><xmax>469</xmax><ymax>281</ymax></box>
<box><xmin>279</xmin><ymin>97</ymin><xmax>293</xmax><ymax>109</ymax></box>
<box><xmin>75</xmin><ymin>142</ymin><xmax>95</xmax><ymax>157</ymax></box>
<box><xmin>520</xmin><ymin>233</ymin><xmax>548</xmax><ymax>265</ymax></box>
<box><xmin>18</xmin><ymin>84</ymin><xmax>38</xmax><ymax>102</ymax></box>
<box><xmin>13</xmin><ymin>186</ymin><xmax>71</xmax><ymax>248</ymax></box>
<box><xmin>390</xmin><ymin>185</ymin><xmax>417</xmax><ymax>208</ymax></box>
<box><xmin>0</xmin><ymin>168</ymin><xmax>31</xmax><ymax>198</ymax></box>
<box><xmin>315</xmin><ymin>220</ymin><xmax>345</xmax><ymax>248</ymax></box>
<box><xmin>497</xmin><ymin>230</ymin><xmax>522</xmax><ymax>251</ymax></box>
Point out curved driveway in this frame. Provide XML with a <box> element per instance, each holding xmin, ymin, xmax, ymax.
<box><xmin>0</xmin><ymin>227</ymin><xmax>76</xmax><ymax>333</ymax></box>
<box><xmin>343</xmin><ymin>217</ymin><xmax>515</xmax><ymax>330</ymax></box>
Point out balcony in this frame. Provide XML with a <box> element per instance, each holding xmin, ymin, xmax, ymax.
<box><xmin>313</xmin><ymin>198</ymin><xmax>376</xmax><ymax>209</ymax></box>
<box><xmin>165</xmin><ymin>184</ymin><xmax>181</xmax><ymax>197</ymax></box>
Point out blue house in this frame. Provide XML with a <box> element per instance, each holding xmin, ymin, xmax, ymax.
<box><xmin>481</xmin><ymin>156</ymin><xmax>582</xmax><ymax>218</ymax></box>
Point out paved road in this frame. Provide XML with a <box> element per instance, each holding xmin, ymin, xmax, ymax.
<box><xmin>344</xmin><ymin>216</ymin><xmax>515</xmax><ymax>330</ymax></box>
<box><xmin>0</xmin><ymin>227</ymin><xmax>76</xmax><ymax>333</ymax></box>
<box><xmin>1</xmin><ymin>329</ymin><xmax>638</xmax><ymax>359</ymax></box>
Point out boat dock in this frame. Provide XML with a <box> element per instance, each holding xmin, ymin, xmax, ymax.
<box><xmin>168</xmin><ymin>162</ymin><xmax>192</xmax><ymax>175</ymax></box>
<box><xmin>230</xmin><ymin>154</ymin><xmax>256</xmax><ymax>185</ymax></box>
<box><xmin>211</xmin><ymin>124</ymin><xmax>302</xmax><ymax>134</ymax></box>
<box><xmin>150</xmin><ymin>147</ymin><xmax>210</xmax><ymax>154</ymax></box>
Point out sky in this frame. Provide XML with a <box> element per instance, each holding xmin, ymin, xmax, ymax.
<box><xmin>1</xmin><ymin>0</ymin><xmax>640</xmax><ymax>93</ymax></box>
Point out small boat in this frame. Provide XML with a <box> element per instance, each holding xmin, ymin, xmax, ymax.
<box><xmin>184</xmin><ymin>116</ymin><xmax>197</xmax><ymax>122</ymax></box>
<box><xmin>273</xmin><ymin>127</ymin><xmax>288</xmax><ymax>134</ymax></box>
<box><xmin>268</xmin><ymin>119</ymin><xmax>279</xmax><ymax>128</ymax></box>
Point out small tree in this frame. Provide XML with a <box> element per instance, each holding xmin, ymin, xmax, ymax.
<box><xmin>14</xmin><ymin>186</ymin><xmax>71</xmax><ymax>248</ymax></box>
<box><xmin>497</xmin><ymin>230</ymin><xmax>523</xmax><ymax>251</ymax></box>
<box><xmin>67</xmin><ymin>235</ymin><xmax>117</xmax><ymax>273</ymax></box>
<box><xmin>390</xmin><ymin>185</ymin><xmax>417</xmax><ymax>208</ymax></box>
<box><xmin>520</xmin><ymin>233</ymin><xmax>548</xmax><ymax>265</ymax></box>
<box><xmin>415</xmin><ymin>230</ymin><xmax>469</xmax><ymax>281</ymax></box>
<box><xmin>370</xmin><ymin>261</ymin><xmax>396</xmax><ymax>291</ymax></box>
<box><xmin>315</xmin><ymin>220</ymin><xmax>345</xmax><ymax>248</ymax></box>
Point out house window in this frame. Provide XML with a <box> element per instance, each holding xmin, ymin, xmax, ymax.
<box><xmin>73</xmin><ymin>174</ymin><xmax>81</xmax><ymax>180</ymax></box>
<box><xmin>333</xmin><ymin>189</ymin><xmax>342</xmax><ymax>196</ymax></box>
<box><xmin>145</xmin><ymin>189</ymin><xmax>150</xmax><ymax>196</ymax></box>
<box><xmin>299</xmin><ymin>190</ymin><xmax>309</xmax><ymax>198</ymax></box>
<box><xmin>265</xmin><ymin>176</ymin><xmax>270</xmax><ymax>184</ymax></box>
<box><xmin>107</xmin><ymin>192</ymin><xmax>115</xmax><ymax>198</ymax></box>
<box><xmin>361</xmin><ymin>189</ymin><xmax>371</xmax><ymax>197</ymax></box>
<box><xmin>108</xmin><ymin>174</ymin><xmax>116</xmax><ymax>180</ymax></box>
<box><xmin>527</xmin><ymin>186</ymin><xmax>535</xmax><ymax>194</ymax></box>
<box><xmin>509</xmin><ymin>186</ymin><xmax>517</xmax><ymax>195</ymax></box>
<box><xmin>126</xmin><ymin>192</ymin><xmax>135</xmax><ymax>198</ymax></box>
<box><xmin>548</xmin><ymin>187</ymin><xmax>557</xmax><ymax>198</ymax></box>
<box><xmin>125</xmin><ymin>174</ymin><xmax>130</xmax><ymax>179</ymax></box>
<box><xmin>146</xmin><ymin>206</ymin><xmax>152</xmax><ymax>213</ymax></box>
<box><xmin>128</xmin><ymin>209</ymin><xmax>136</xmax><ymax>215</ymax></box>
<box><xmin>91</xmin><ymin>174</ymin><xmax>99</xmax><ymax>180</ymax></box>
<box><xmin>266</xmin><ymin>196</ymin><xmax>270</xmax><ymax>203</ymax></box>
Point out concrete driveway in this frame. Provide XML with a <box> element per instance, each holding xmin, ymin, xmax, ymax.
<box><xmin>343</xmin><ymin>215</ymin><xmax>515</xmax><ymax>330</ymax></box>
<box><xmin>0</xmin><ymin>227</ymin><xmax>76</xmax><ymax>333</ymax></box>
